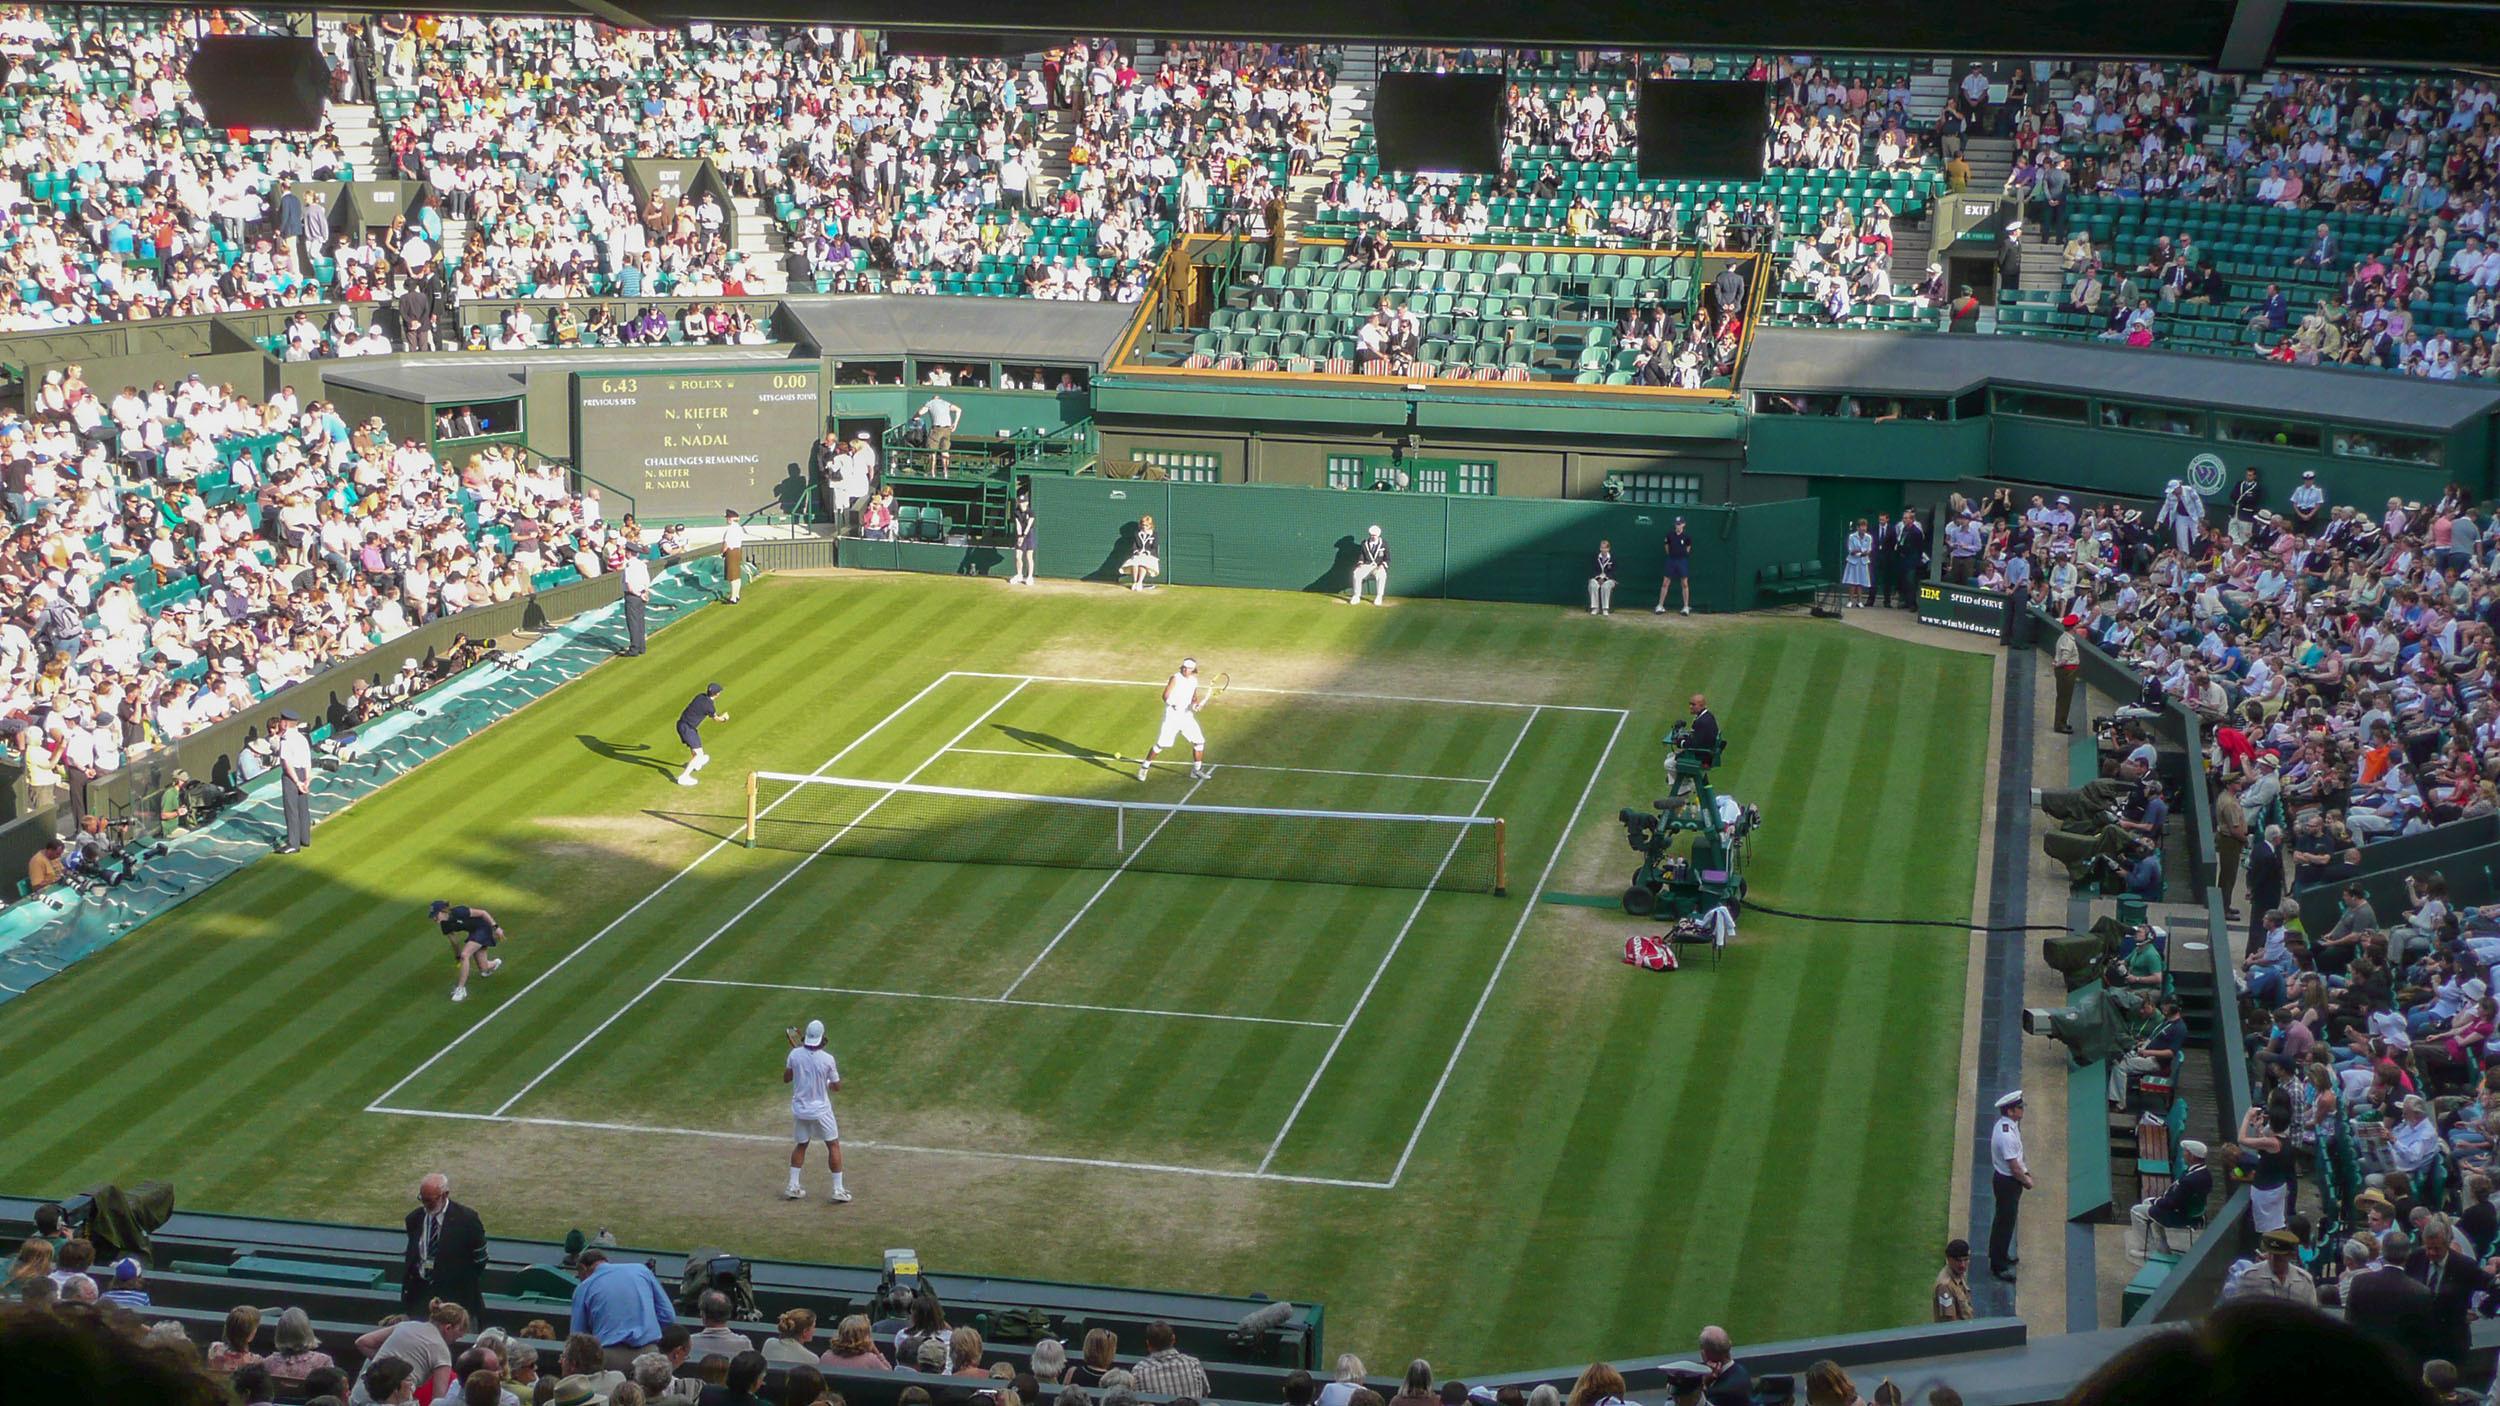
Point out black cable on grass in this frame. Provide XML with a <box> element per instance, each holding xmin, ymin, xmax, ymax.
<box><xmin>1740</xmin><ymin>900</ymin><xmax>2076</xmax><ymax>933</ymax></box>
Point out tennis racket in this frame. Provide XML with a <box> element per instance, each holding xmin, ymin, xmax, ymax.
<box><xmin>1203</xmin><ymin>672</ymin><xmax>1230</xmax><ymax>706</ymax></box>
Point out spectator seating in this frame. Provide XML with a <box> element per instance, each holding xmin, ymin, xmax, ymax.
<box><xmin>1133</xmin><ymin>243</ymin><xmax>1742</xmax><ymax>385</ymax></box>
<box><xmin>1316</xmin><ymin>151</ymin><xmax>1945</xmax><ymax>249</ymax></box>
<box><xmin>0</xmin><ymin>1196</ymin><xmax>1331</xmax><ymax>1400</ymax></box>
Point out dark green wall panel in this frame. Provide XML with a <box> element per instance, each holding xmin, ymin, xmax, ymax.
<box><xmin>1027</xmin><ymin>478</ymin><xmax>1812</xmax><ymax>611</ymax></box>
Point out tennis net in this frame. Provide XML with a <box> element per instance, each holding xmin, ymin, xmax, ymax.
<box><xmin>745</xmin><ymin>772</ymin><xmax>1506</xmax><ymax>894</ymax></box>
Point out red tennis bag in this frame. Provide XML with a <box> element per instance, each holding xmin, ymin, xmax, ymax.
<box><xmin>1623</xmin><ymin>934</ymin><xmax>1678</xmax><ymax>971</ymax></box>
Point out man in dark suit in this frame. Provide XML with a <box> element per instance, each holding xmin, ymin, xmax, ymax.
<box><xmin>402</xmin><ymin>1172</ymin><xmax>488</xmax><ymax>1317</ymax></box>
<box><xmin>398</xmin><ymin>279</ymin><xmax>435</xmax><ymax>352</ymax></box>
<box><xmin>1684</xmin><ymin>693</ymin><xmax>1722</xmax><ymax>762</ymax></box>
<box><xmin>1872</xmin><ymin>513</ymin><xmax>1899</xmax><ymax>608</ymax></box>
<box><xmin>2406</xmin><ymin>1217</ymin><xmax>2492</xmax><ymax>1365</ymax></box>
<box><xmin>1895</xmin><ymin>509</ymin><xmax>1930</xmax><ymax>608</ymax></box>
<box><xmin>276</xmin><ymin>181</ymin><xmax>304</xmax><ymax>258</ymax></box>
<box><xmin>1997</xmin><ymin>221</ymin><xmax>2025</xmax><ymax>293</ymax></box>
<box><xmin>1697</xmin><ymin>1326</ymin><xmax>1750</xmax><ymax>1406</ymax></box>
<box><xmin>2339</xmin><ymin>1237</ymin><xmax>2436</xmax><ymax>1368</ymax></box>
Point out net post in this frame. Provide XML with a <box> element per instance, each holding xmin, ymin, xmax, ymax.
<box><xmin>1493</xmin><ymin>818</ymin><xmax>1508</xmax><ymax>896</ymax></box>
<box><xmin>745</xmin><ymin>771</ymin><xmax>758</xmax><ymax>848</ymax></box>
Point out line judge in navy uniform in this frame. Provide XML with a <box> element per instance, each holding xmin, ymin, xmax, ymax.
<box><xmin>1988</xmin><ymin>1089</ymin><xmax>2032</xmax><ymax>1281</ymax></box>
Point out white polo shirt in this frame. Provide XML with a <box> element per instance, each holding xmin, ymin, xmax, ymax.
<box><xmin>1991</xmin><ymin>1115</ymin><xmax>2024</xmax><ymax>1176</ymax></box>
<box><xmin>276</xmin><ymin>726</ymin><xmax>313</xmax><ymax>781</ymax></box>
<box><xmin>621</xmin><ymin>554</ymin><xmax>651</xmax><ymax>598</ymax></box>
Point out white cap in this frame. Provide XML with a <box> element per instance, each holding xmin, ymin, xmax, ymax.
<box><xmin>804</xmin><ymin>1019</ymin><xmax>825</xmax><ymax>1049</ymax></box>
<box><xmin>1180</xmin><ymin>657</ymin><xmax>1197</xmax><ymax>671</ymax></box>
<box><xmin>1368</xmin><ymin>524</ymin><xmax>1382</xmax><ymax>536</ymax></box>
<box><xmin>1995</xmin><ymin>1089</ymin><xmax>2024</xmax><ymax>1110</ymax></box>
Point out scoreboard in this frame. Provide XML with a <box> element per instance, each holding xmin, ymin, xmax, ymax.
<box><xmin>570</xmin><ymin>365</ymin><xmax>823</xmax><ymax>521</ymax></box>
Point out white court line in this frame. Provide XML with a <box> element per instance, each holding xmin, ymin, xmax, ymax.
<box><xmin>952</xmin><ymin>669</ymin><xmax>1625</xmax><ymax>715</ymax></box>
<box><xmin>997</xmin><ymin>774</ymin><xmax>1207</xmax><ymax>999</ymax></box>
<box><xmin>1255</xmin><ymin>705</ymin><xmax>1540</xmax><ymax>1175</ymax></box>
<box><xmin>367</xmin><ymin>669</ymin><xmax>969</xmax><ymax>1113</ymax></box>
<box><xmin>367</xmin><ymin>1103</ymin><xmax>1395</xmax><ymax>1190</ymax></box>
<box><xmin>1384</xmin><ymin>708</ymin><xmax>1629</xmax><ymax>1186</ymax></box>
<box><xmin>946</xmin><ymin>747</ymin><xmax>1496</xmax><ymax>786</ymax></box>
<box><xmin>666</xmin><ymin>975</ymin><xmax>1337</xmax><ymax>1029</ymax></box>
<box><xmin>485</xmin><ymin>680</ymin><xmax>1031</xmax><ymax>1118</ymax></box>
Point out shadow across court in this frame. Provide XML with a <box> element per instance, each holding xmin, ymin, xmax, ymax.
<box><xmin>644</xmin><ymin>809</ymin><xmax>745</xmax><ymax>842</ymax></box>
<box><xmin>994</xmin><ymin>724</ymin><xmax>1130</xmax><ymax>775</ymax></box>
<box><xmin>577</xmin><ymin>734</ymin><xmax>681</xmax><ymax>776</ymax></box>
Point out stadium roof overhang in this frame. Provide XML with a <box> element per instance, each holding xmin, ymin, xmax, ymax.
<box><xmin>218</xmin><ymin>0</ymin><xmax>2500</xmax><ymax>71</ymax></box>
<box><xmin>1741</xmin><ymin>328</ymin><xmax>2500</xmax><ymax>433</ymax></box>
<box><xmin>779</xmin><ymin>296</ymin><xmax>1140</xmax><ymax>367</ymax></box>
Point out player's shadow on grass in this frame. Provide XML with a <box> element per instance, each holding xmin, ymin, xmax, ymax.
<box><xmin>644</xmin><ymin>809</ymin><xmax>745</xmax><ymax>841</ymax></box>
<box><xmin>994</xmin><ymin>725</ymin><xmax>1129</xmax><ymax>775</ymax></box>
<box><xmin>576</xmin><ymin>734</ymin><xmax>681</xmax><ymax>777</ymax></box>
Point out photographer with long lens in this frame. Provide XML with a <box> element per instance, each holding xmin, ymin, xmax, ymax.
<box><xmin>63</xmin><ymin>813</ymin><xmax>166</xmax><ymax>892</ymax></box>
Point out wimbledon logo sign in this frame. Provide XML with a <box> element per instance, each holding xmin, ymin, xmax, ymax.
<box><xmin>2186</xmin><ymin>452</ymin><xmax>2228</xmax><ymax>496</ymax></box>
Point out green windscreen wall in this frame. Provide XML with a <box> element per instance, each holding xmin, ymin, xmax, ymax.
<box><xmin>1027</xmin><ymin>479</ymin><xmax>1814</xmax><ymax>611</ymax></box>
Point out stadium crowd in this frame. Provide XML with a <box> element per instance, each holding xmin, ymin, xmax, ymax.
<box><xmin>1980</xmin><ymin>465</ymin><xmax>2500</xmax><ymax>1357</ymax></box>
<box><xmin>5</xmin><ymin>1247</ymin><xmax>1978</xmax><ymax>1406</ymax></box>
<box><xmin>1328</xmin><ymin>51</ymin><xmax>1927</xmax><ymax>254</ymax></box>
<box><xmin>0</xmin><ymin>364</ymin><xmax>637</xmax><ymax>832</ymax></box>
<box><xmin>1997</xmin><ymin>65</ymin><xmax>2500</xmax><ymax>377</ymax></box>
<box><xmin>0</xmin><ymin>8</ymin><xmax>368</xmax><ymax>330</ymax></box>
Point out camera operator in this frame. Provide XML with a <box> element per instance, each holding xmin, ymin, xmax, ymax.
<box><xmin>159</xmin><ymin>769</ymin><xmax>243</xmax><ymax>830</ymax></box>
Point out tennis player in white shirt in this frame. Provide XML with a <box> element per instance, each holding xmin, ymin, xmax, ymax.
<box><xmin>1136</xmin><ymin>658</ymin><xmax>1213</xmax><ymax>782</ymax></box>
<box><xmin>782</xmin><ymin>1019</ymin><xmax>851</xmax><ymax>1204</ymax></box>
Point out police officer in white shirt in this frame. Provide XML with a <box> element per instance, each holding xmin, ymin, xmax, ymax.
<box><xmin>1987</xmin><ymin>1089</ymin><xmax>2032</xmax><ymax>1282</ymax></box>
<box><xmin>619</xmin><ymin>546</ymin><xmax>652</xmax><ymax>656</ymax></box>
<box><xmin>275</xmin><ymin>710</ymin><xmax>315</xmax><ymax>853</ymax></box>
<box><xmin>2290</xmin><ymin>470</ymin><xmax>2325</xmax><ymax>536</ymax></box>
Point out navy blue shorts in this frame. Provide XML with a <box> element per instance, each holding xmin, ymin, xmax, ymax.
<box><xmin>455</xmin><ymin>920</ymin><xmax>497</xmax><ymax>949</ymax></box>
<box><xmin>678</xmin><ymin>723</ymin><xmax>703</xmax><ymax>749</ymax></box>
<box><xmin>1664</xmin><ymin>558</ymin><xmax>1690</xmax><ymax>579</ymax></box>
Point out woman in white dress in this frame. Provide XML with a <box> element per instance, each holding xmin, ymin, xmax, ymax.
<box><xmin>1843</xmin><ymin>519</ymin><xmax>1875</xmax><ymax>607</ymax></box>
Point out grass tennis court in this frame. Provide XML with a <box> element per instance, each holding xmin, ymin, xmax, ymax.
<box><xmin>0</xmin><ymin>571</ymin><xmax>1992</xmax><ymax>1368</ymax></box>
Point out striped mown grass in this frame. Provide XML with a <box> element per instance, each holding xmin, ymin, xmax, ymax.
<box><xmin>0</xmin><ymin>572</ymin><xmax>1991</xmax><ymax>1370</ymax></box>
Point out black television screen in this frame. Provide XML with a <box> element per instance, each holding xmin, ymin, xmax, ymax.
<box><xmin>1373</xmin><ymin>72</ymin><xmax>1506</xmax><ymax>176</ymax></box>
<box><xmin>1636</xmin><ymin>80</ymin><xmax>1770</xmax><ymax>181</ymax></box>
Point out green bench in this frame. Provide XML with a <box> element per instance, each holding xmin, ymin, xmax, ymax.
<box><xmin>2121</xmin><ymin>1250</ymin><xmax>2182</xmax><ymax>1323</ymax></box>
<box><xmin>1755</xmin><ymin>559</ymin><xmax>1829</xmax><ymax>603</ymax></box>
<box><xmin>222</xmin><ymin>1250</ymin><xmax>385</xmax><ymax>1290</ymax></box>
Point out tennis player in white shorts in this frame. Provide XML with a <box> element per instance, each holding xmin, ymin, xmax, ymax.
<box><xmin>1136</xmin><ymin>657</ymin><xmax>1212</xmax><ymax>781</ymax></box>
<box><xmin>783</xmin><ymin>1019</ymin><xmax>850</xmax><ymax>1203</ymax></box>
